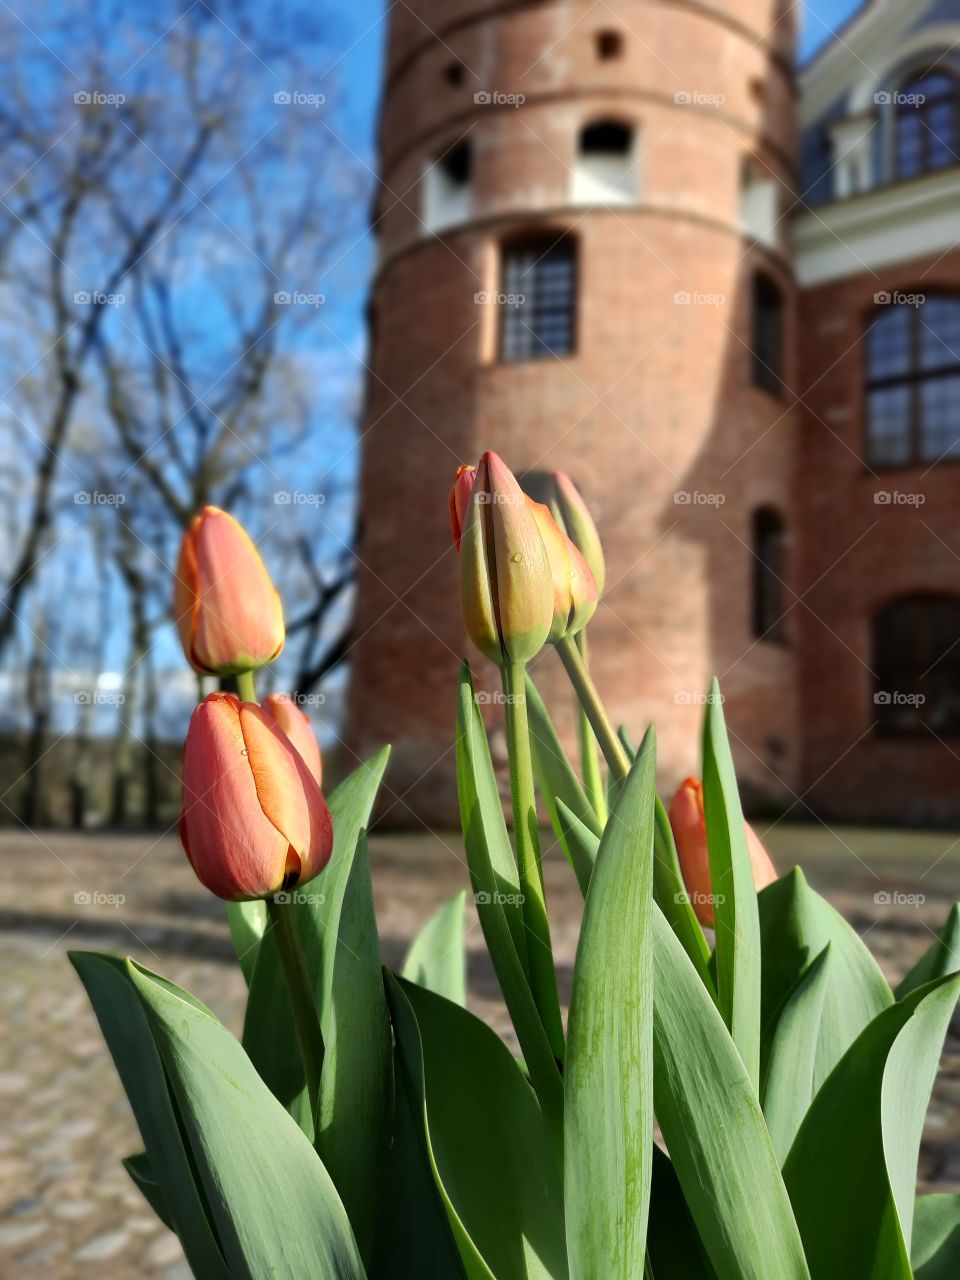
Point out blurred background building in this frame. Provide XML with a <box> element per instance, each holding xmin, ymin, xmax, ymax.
<box><xmin>347</xmin><ymin>0</ymin><xmax>960</xmax><ymax>825</ymax></box>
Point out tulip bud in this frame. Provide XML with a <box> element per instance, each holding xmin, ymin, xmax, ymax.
<box><xmin>180</xmin><ymin>693</ymin><xmax>333</xmax><ymax>901</ymax></box>
<box><xmin>449</xmin><ymin>465</ymin><xmax>477</xmax><ymax>550</ymax></box>
<box><xmin>527</xmin><ymin>499</ymin><xmax>598</xmax><ymax>642</ymax></box>
<box><xmin>458</xmin><ymin>451</ymin><xmax>553</xmax><ymax>666</ymax></box>
<box><xmin>174</xmin><ymin>507</ymin><xmax>285</xmax><ymax>676</ymax></box>
<box><xmin>668</xmin><ymin>777</ymin><xmax>777</xmax><ymax>927</ymax></box>
<box><xmin>551</xmin><ymin>472</ymin><xmax>606</xmax><ymax>598</ymax></box>
<box><xmin>263</xmin><ymin>693</ymin><xmax>323</xmax><ymax>785</ymax></box>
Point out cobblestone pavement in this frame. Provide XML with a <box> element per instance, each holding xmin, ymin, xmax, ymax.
<box><xmin>1</xmin><ymin>821</ymin><xmax>959</xmax><ymax>1277</ymax></box>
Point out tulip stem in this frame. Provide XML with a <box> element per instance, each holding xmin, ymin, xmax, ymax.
<box><xmin>235</xmin><ymin>670</ymin><xmax>258</xmax><ymax>703</ymax></box>
<box><xmin>557</xmin><ymin>635</ymin><xmax>631</xmax><ymax>783</ymax></box>
<box><xmin>574</xmin><ymin>631</ymin><xmax>608</xmax><ymax>823</ymax></box>
<box><xmin>502</xmin><ymin>661</ymin><xmax>565</xmax><ymax>1067</ymax></box>
<box><xmin>266</xmin><ymin>897</ymin><xmax>325</xmax><ymax>1127</ymax></box>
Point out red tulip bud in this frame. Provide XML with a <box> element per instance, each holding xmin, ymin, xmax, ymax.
<box><xmin>174</xmin><ymin>507</ymin><xmax>285</xmax><ymax>676</ymax></box>
<box><xmin>527</xmin><ymin>499</ymin><xmax>598</xmax><ymax>642</ymax></box>
<box><xmin>458</xmin><ymin>452</ymin><xmax>553</xmax><ymax>666</ymax></box>
<box><xmin>449</xmin><ymin>465</ymin><xmax>477</xmax><ymax>550</ymax></box>
<box><xmin>668</xmin><ymin>777</ymin><xmax>777</xmax><ymax>927</ymax></box>
<box><xmin>551</xmin><ymin>472</ymin><xmax>606</xmax><ymax>597</ymax></box>
<box><xmin>180</xmin><ymin>693</ymin><xmax>333</xmax><ymax>901</ymax></box>
<box><xmin>263</xmin><ymin>693</ymin><xmax>323</xmax><ymax>785</ymax></box>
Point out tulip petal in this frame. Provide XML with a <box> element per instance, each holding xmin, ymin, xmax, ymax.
<box><xmin>181</xmin><ymin>694</ymin><xmax>289</xmax><ymax>899</ymax></box>
<box><xmin>263</xmin><ymin>693</ymin><xmax>323</xmax><ymax>785</ymax></box>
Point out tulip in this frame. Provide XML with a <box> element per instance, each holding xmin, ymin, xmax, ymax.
<box><xmin>180</xmin><ymin>693</ymin><xmax>333</xmax><ymax>901</ymax></box>
<box><xmin>458</xmin><ymin>451</ymin><xmax>553</xmax><ymax>666</ymax></box>
<box><xmin>449</xmin><ymin>465</ymin><xmax>477</xmax><ymax>550</ymax></box>
<box><xmin>668</xmin><ymin>777</ymin><xmax>778</xmax><ymax>927</ymax></box>
<box><xmin>175</xmin><ymin>506</ymin><xmax>285</xmax><ymax>676</ymax></box>
<box><xmin>263</xmin><ymin>692</ymin><xmax>323</xmax><ymax>785</ymax></box>
<box><xmin>527</xmin><ymin>499</ymin><xmax>598</xmax><ymax>642</ymax></box>
<box><xmin>551</xmin><ymin>472</ymin><xmax>606</xmax><ymax>597</ymax></box>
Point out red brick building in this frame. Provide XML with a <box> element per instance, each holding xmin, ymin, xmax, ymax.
<box><xmin>346</xmin><ymin>0</ymin><xmax>960</xmax><ymax>825</ymax></box>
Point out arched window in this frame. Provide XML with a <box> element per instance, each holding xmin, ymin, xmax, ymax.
<box><xmin>423</xmin><ymin>139</ymin><xmax>472</xmax><ymax>232</ymax></box>
<box><xmin>499</xmin><ymin>234</ymin><xmax>577</xmax><ymax>361</ymax></box>
<box><xmin>866</xmin><ymin>295</ymin><xmax>960</xmax><ymax>466</ymax></box>
<box><xmin>751</xmin><ymin>272</ymin><xmax>785</xmax><ymax>393</ymax></box>
<box><xmin>896</xmin><ymin>69</ymin><xmax>960</xmax><ymax>179</ymax></box>
<box><xmin>874</xmin><ymin>596</ymin><xmax>960</xmax><ymax>735</ymax></box>
<box><xmin>739</xmin><ymin>157</ymin><xmax>778</xmax><ymax>248</ymax></box>
<box><xmin>572</xmin><ymin>119</ymin><xmax>638</xmax><ymax>204</ymax></box>
<box><xmin>752</xmin><ymin>507</ymin><xmax>787</xmax><ymax>641</ymax></box>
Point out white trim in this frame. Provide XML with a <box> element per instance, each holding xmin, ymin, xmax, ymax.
<box><xmin>794</xmin><ymin>168</ymin><xmax>960</xmax><ymax>285</ymax></box>
<box><xmin>848</xmin><ymin>23</ymin><xmax>960</xmax><ymax>114</ymax></box>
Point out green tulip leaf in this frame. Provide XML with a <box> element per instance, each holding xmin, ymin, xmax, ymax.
<box><xmin>456</xmin><ymin>663</ymin><xmax>563</xmax><ymax>1136</ymax></box>
<box><xmin>652</xmin><ymin>907</ymin><xmax>809</xmax><ymax>1280</ymax></box>
<box><xmin>402</xmin><ymin>890</ymin><xmax>468</xmax><ymax>1005</ymax></box>
<box><xmin>653</xmin><ymin>793</ymin><xmax>715</xmax><ymax>995</ymax></box>
<box><xmin>758</xmin><ymin>868</ymin><xmax>893</xmax><ymax>1093</ymax></box>
<box><xmin>701</xmin><ymin>679</ymin><xmax>762</xmax><ymax>1088</ymax></box>
<box><xmin>226</xmin><ymin>899</ymin><xmax>267</xmax><ymax>984</ymax></box>
<box><xmin>762</xmin><ymin>945</ymin><xmax>832</xmax><ymax>1164</ymax></box>
<box><xmin>646</xmin><ymin>1146</ymin><xmax>717</xmax><ymax>1279</ymax></box>
<box><xmin>783</xmin><ymin>972</ymin><xmax>960</xmax><ymax>1278</ymax></box>
<box><xmin>897</xmin><ymin>904</ymin><xmax>960</xmax><ymax>999</ymax></box>
<box><xmin>69</xmin><ymin>952</ymin><xmax>229</xmax><ymax>1279</ymax></box>
<box><xmin>565</xmin><ymin>728</ymin><xmax>655</xmax><ymax>1277</ymax></box>
<box><xmin>553</xmin><ymin>797</ymin><xmax>598</xmax><ymax>897</ymax></box>
<box><xmin>912</xmin><ymin>1194</ymin><xmax>960</xmax><ymax>1279</ymax></box>
<box><xmin>122</xmin><ymin>1152</ymin><xmax>173</xmax><ymax>1233</ymax></box>
<box><xmin>387</xmin><ymin>973</ymin><xmax>567</xmax><ymax>1280</ymax></box>
<box><xmin>128</xmin><ymin>959</ymin><xmax>365</xmax><ymax>1279</ymax></box>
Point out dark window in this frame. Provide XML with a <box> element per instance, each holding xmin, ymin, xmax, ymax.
<box><xmin>874</xmin><ymin>596</ymin><xmax>960</xmax><ymax>735</ymax></box>
<box><xmin>438</xmin><ymin>140</ymin><xmax>472</xmax><ymax>185</ymax></box>
<box><xmin>866</xmin><ymin>295</ymin><xmax>960</xmax><ymax>466</ymax></box>
<box><xmin>596</xmin><ymin>30</ymin><xmax>624</xmax><ymax>60</ymax></box>
<box><xmin>752</xmin><ymin>272</ymin><xmax>785</xmax><ymax>393</ymax></box>
<box><xmin>579</xmin><ymin>120</ymin><xmax>633</xmax><ymax>156</ymax></box>
<box><xmin>499</xmin><ymin>236</ymin><xmax>577</xmax><ymax>361</ymax></box>
<box><xmin>896</xmin><ymin>70</ymin><xmax>960</xmax><ymax>179</ymax></box>
<box><xmin>444</xmin><ymin>62</ymin><xmax>465</xmax><ymax>87</ymax></box>
<box><xmin>752</xmin><ymin>507</ymin><xmax>787</xmax><ymax>641</ymax></box>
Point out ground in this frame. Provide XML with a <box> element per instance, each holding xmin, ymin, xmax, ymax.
<box><xmin>1</xmin><ymin>821</ymin><xmax>959</xmax><ymax>1278</ymax></box>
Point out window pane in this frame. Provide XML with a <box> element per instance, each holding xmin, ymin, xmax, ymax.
<box><xmin>867</xmin><ymin>386</ymin><xmax>912</xmax><ymax>465</ymax></box>
<box><xmin>920</xmin><ymin>298</ymin><xmax>960</xmax><ymax>371</ymax></box>
<box><xmin>921</xmin><ymin>374</ymin><xmax>960</xmax><ymax>460</ymax></box>
<box><xmin>500</xmin><ymin>239</ymin><xmax>576</xmax><ymax>362</ymax></box>
<box><xmin>868</xmin><ymin>306</ymin><xmax>912</xmax><ymax>378</ymax></box>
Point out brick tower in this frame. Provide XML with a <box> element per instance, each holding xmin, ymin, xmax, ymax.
<box><xmin>346</xmin><ymin>0</ymin><xmax>800</xmax><ymax>824</ymax></box>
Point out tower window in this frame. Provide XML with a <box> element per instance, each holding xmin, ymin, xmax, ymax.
<box><xmin>866</xmin><ymin>294</ymin><xmax>960</xmax><ymax>466</ymax></box>
<box><xmin>739</xmin><ymin>157</ymin><xmax>778</xmax><ymax>248</ymax></box>
<box><xmin>596</xmin><ymin>30</ymin><xmax>624</xmax><ymax>61</ymax></box>
<box><xmin>444</xmin><ymin>61</ymin><xmax>465</xmax><ymax>87</ymax></box>
<box><xmin>499</xmin><ymin>235</ymin><xmax>577</xmax><ymax>362</ymax></box>
<box><xmin>423</xmin><ymin>139</ymin><xmax>472</xmax><ymax>232</ymax></box>
<box><xmin>751</xmin><ymin>507</ymin><xmax>787</xmax><ymax>642</ymax></box>
<box><xmin>895</xmin><ymin>69</ymin><xmax>960</xmax><ymax>180</ymax></box>
<box><xmin>751</xmin><ymin>271</ymin><xmax>785</xmax><ymax>393</ymax></box>
<box><xmin>874</xmin><ymin>596</ymin><xmax>960</xmax><ymax>735</ymax></box>
<box><xmin>573</xmin><ymin>118</ymin><xmax>638</xmax><ymax>204</ymax></box>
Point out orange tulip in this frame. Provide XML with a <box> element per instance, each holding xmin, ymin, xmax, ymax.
<box><xmin>263</xmin><ymin>693</ymin><xmax>323</xmax><ymax>785</ymax></box>
<box><xmin>175</xmin><ymin>506</ymin><xmax>285</xmax><ymax>676</ymax></box>
<box><xmin>550</xmin><ymin>472</ymin><xmax>606</xmax><ymax>597</ymax></box>
<box><xmin>668</xmin><ymin>777</ymin><xmax>778</xmax><ymax>927</ymax></box>
<box><xmin>457</xmin><ymin>451</ymin><xmax>553</xmax><ymax>666</ymax></box>
<box><xmin>180</xmin><ymin>693</ymin><xmax>333</xmax><ymax>901</ymax></box>
<box><xmin>527</xmin><ymin>499</ymin><xmax>598</xmax><ymax>642</ymax></box>
<box><xmin>449</xmin><ymin>464</ymin><xmax>477</xmax><ymax>550</ymax></box>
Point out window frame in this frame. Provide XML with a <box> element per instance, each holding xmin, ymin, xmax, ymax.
<box><xmin>864</xmin><ymin>292</ymin><xmax>960</xmax><ymax>468</ymax></box>
<box><xmin>497</xmin><ymin>233</ymin><xmax>579</xmax><ymax>364</ymax></box>
<box><xmin>894</xmin><ymin>66</ymin><xmax>960</xmax><ymax>182</ymax></box>
<box><xmin>872</xmin><ymin>594</ymin><xmax>960</xmax><ymax>738</ymax></box>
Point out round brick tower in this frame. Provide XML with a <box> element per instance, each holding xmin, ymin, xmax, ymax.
<box><xmin>345</xmin><ymin>0</ymin><xmax>800</xmax><ymax>825</ymax></box>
